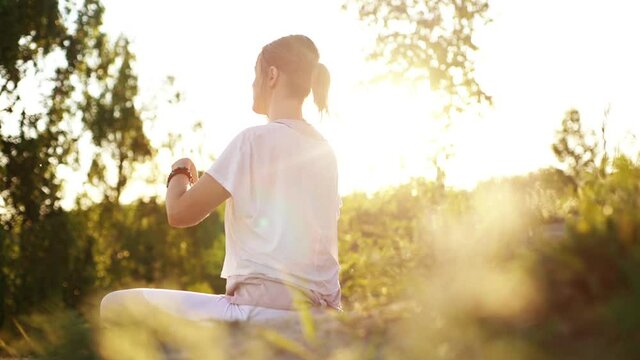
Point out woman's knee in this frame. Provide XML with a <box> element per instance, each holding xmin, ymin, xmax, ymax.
<box><xmin>100</xmin><ymin>288</ymin><xmax>150</xmax><ymax>323</ymax></box>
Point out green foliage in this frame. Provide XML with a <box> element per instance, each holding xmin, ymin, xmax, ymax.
<box><xmin>3</xmin><ymin>161</ymin><xmax>640</xmax><ymax>358</ymax></box>
<box><xmin>476</xmin><ymin>167</ymin><xmax>574</xmax><ymax>223</ymax></box>
<box><xmin>552</xmin><ymin>109</ymin><xmax>601</xmax><ymax>185</ymax></box>
<box><xmin>11</xmin><ymin>305</ymin><xmax>100</xmax><ymax>360</ymax></box>
<box><xmin>527</xmin><ymin>155</ymin><xmax>640</xmax><ymax>356</ymax></box>
<box><xmin>344</xmin><ymin>0</ymin><xmax>492</xmax><ymax>115</ymax></box>
<box><xmin>72</xmin><ymin>198</ymin><xmax>227</xmax><ymax>293</ymax></box>
<box><xmin>84</xmin><ymin>36</ymin><xmax>153</xmax><ymax>203</ymax></box>
<box><xmin>0</xmin><ymin>0</ymin><xmax>67</xmax><ymax>85</ymax></box>
<box><xmin>336</xmin><ymin>152</ymin><xmax>640</xmax><ymax>358</ymax></box>
<box><xmin>338</xmin><ymin>177</ymin><xmax>441</xmax><ymax>312</ymax></box>
<box><xmin>0</xmin><ymin>0</ymin><xmax>154</xmax><ymax>328</ymax></box>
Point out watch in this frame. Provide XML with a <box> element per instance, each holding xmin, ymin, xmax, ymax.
<box><xmin>166</xmin><ymin>166</ymin><xmax>194</xmax><ymax>188</ymax></box>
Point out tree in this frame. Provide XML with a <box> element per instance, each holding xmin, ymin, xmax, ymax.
<box><xmin>0</xmin><ymin>0</ymin><xmax>152</xmax><ymax>324</ymax></box>
<box><xmin>0</xmin><ymin>0</ymin><xmax>102</xmax><ymax>325</ymax></box>
<box><xmin>344</xmin><ymin>0</ymin><xmax>492</xmax><ymax>116</ymax></box>
<box><xmin>84</xmin><ymin>36</ymin><xmax>153</xmax><ymax>204</ymax></box>
<box><xmin>552</xmin><ymin>109</ymin><xmax>599</xmax><ymax>186</ymax></box>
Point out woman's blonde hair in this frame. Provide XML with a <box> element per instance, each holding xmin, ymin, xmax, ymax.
<box><xmin>259</xmin><ymin>35</ymin><xmax>330</xmax><ymax>114</ymax></box>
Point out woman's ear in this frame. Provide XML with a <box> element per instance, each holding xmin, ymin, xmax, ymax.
<box><xmin>267</xmin><ymin>66</ymin><xmax>279</xmax><ymax>88</ymax></box>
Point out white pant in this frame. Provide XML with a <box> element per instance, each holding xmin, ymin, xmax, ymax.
<box><xmin>100</xmin><ymin>288</ymin><xmax>321</xmax><ymax>325</ymax></box>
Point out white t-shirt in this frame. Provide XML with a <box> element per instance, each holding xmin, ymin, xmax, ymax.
<box><xmin>206</xmin><ymin>119</ymin><xmax>342</xmax><ymax>295</ymax></box>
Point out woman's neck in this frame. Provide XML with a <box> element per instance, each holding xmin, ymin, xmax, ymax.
<box><xmin>267</xmin><ymin>97</ymin><xmax>303</xmax><ymax>121</ymax></box>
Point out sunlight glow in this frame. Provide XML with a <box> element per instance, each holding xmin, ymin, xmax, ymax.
<box><xmin>55</xmin><ymin>0</ymin><xmax>640</xmax><ymax>208</ymax></box>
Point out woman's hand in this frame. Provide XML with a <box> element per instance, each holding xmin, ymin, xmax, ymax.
<box><xmin>171</xmin><ymin>157</ymin><xmax>199</xmax><ymax>183</ymax></box>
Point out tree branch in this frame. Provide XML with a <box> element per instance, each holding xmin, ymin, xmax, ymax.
<box><xmin>0</xmin><ymin>79</ymin><xmax>10</xmax><ymax>99</ymax></box>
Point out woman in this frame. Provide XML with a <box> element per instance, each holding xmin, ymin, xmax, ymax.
<box><xmin>100</xmin><ymin>34</ymin><xmax>343</xmax><ymax>324</ymax></box>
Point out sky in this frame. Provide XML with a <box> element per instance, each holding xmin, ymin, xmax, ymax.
<box><xmin>58</xmin><ymin>0</ymin><xmax>640</xmax><ymax>207</ymax></box>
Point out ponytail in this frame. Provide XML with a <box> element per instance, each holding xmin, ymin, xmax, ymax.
<box><xmin>311</xmin><ymin>62</ymin><xmax>330</xmax><ymax>114</ymax></box>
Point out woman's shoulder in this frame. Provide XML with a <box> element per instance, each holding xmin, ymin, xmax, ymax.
<box><xmin>236</xmin><ymin>122</ymin><xmax>280</xmax><ymax>137</ymax></box>
<box><xmin>236</xmin><ymin>122</ymin><xmax>299</xmax><ymax>140</ymax></box>
<box><xmin>234</xmin><ymin>122</ymin><xmax>335</xmax><ymax>153</ymax></box>
<box><xmin>229</xmin><ymin>124</ymin><xmax>276</xmax><ymax>146</ymax></box>
<box><xmin>227</xmin><ymin>123</ymin><xmax>274</xmax><ymax>142</ymax></box>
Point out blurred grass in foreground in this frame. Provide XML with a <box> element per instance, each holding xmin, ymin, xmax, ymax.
<box><xmin>3</xmin><ymin>155</ymin><xmax>640</xmax><ymax>359</ymax></box>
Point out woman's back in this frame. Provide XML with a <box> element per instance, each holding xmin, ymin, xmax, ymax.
<box><xmin>206</xmin><ymin>118</ymin><xmax>341</xmax><ymax>297</ymax></box>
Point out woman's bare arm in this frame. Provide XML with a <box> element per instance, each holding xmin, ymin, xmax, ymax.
<box><xmin>165</xmin><ymin>158</ymin><xmax>231</xmax><ymax>228</ymax></box>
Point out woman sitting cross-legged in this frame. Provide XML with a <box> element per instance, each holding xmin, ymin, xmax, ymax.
<box><xmin>100</xmin><ymin>34</ymin><xmax>343</xmax><ymax>324</ymax></box>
